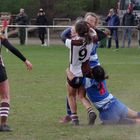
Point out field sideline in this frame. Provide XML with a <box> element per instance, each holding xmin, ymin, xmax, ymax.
<box><xmin>1</xmin><ymin>45</ymin><xmax>140</xmax><ymax>140</ymax></box>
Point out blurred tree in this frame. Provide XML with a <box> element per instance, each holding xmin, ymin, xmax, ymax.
<box><xmin>0</xmin><ymin>0</ymin><xmax>19</xmax><ymax>13</ymax></box>
<box><xmin>0</xmin><ymin>0</ymin><xmax>39</xmax><ymax>17</ymax></box>
<box><xmin>39</xmin><ymin>0</ymin><xmax>56</xmax><ymax>24</ymax></box>
<box><xmin>54</xmin><ymin>0</ymin><xmax>117</xmax><ymax>18</ymax></box>
<box><xmin>0</xmin><ymin>0</ymin><xmax>118</xmax><ymax>24</ymax></box>
<box><xmin>54</xmin><ymin>0</ymin><xmax>87</xmax><ymax>19</ymax></box>
<box><xmin>93</xmin><ymin>0</ymin><xmax>100</xmax><ymax>11</ymax></box>
<box><xmin>99</xmin><ymin>0</ymin><xmax>117</xmax><ymax>14</ymax></box>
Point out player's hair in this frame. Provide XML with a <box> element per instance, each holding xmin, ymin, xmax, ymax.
<box><xmin>84</xmin><ymin>12</ymin><xmax>98</xmax><ymax>25</ymax></box>
<box><xmin>75</xmin><ymin>16</ymin><xmax>83</xmax><ymax>24</ymax></box>
<box><xmin>75</xmin><ymin>20</ymin><xmax>92</xmax><ymax>44</ymax></box>
<box><xmin>91</xmin><ymin>65</ymin><xmax>108</xmax><ymax>82</ymax></box>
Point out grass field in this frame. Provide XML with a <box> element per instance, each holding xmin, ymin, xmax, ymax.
<box><xmin>1</xmin><ymin>45</ymin><xmax>140</xmax><ymax>140</ymax></box>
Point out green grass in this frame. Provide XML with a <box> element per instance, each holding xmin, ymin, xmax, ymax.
<box><xmin>1</xmin><ymin>45</ymin><xmax>140</xmax><ymax>140</ymax></box>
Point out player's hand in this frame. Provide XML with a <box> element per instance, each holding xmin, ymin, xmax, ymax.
<box><xmin>66</xmin><ymin>68</ymin><xmax>75</xmax><ymax>80</ymax></box>
<box><xmin>104</xmin><ymin>28</ymin><xmax>110</xmax><ymax>35</ymax></box>
<box><xmin>103</xmin><ymin>28</ymin><xmax>111</xmax><ymax>38</ymax></box>
<box><xmin>89</xmin><ymin>28</ymin><xmax>97</xmax><ymax>36</ymax></box>
<box><xmin>71</xmin><ymin>26</ymin><xmax>77</xmax><ymax>38</ymax></box>
<box><xmin>24</xmin><ymin>60</ymin><xmax>32</xmax><ymax>71</ymax></box>
<box><xmin>0</xmin><ymin>28</ymin><xmax>6</xmax><ymax>39</ymax></box>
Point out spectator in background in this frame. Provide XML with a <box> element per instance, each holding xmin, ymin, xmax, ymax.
<box><xmin>122</xmin><ymin>8</ymin><xmax>135</xmax><ymax>48</ymax></box>
<box><xmin>16</xmin><ymin>8</ymin><xmax>28</xmax><ymax>45</ymax></box>
<box><xmin>128</xmin><ymin>2</ymin><xmax>133</xmax><ymax>10</ymax></box>
<box><xmin>36</xmin><ymin>8</ymin><xmax>47</xmax><ymax>46</ymax></box>
<box><xmin>136</xmin><ymin>16</ymin><xmax>140</xmax><ymax>47</ymax></box>
<box><xmin>106</xmin><ymin>8</ymin><xmax>120</xmax><ymax>50</ymax></box>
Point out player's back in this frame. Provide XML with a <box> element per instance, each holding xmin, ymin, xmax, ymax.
<box><xmin>84</xmin><ymin>78</ymin><xmax>113</xmax><ymax>109</ymax></box>
<box><xmin>65</xmin><ymin>37</ymin><xmax>93</xmax><ymax>76</ymax></box>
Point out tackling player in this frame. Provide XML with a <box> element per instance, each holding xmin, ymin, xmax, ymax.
<box><xmin>68</xmin><ymin>65</ymin><xmax>140</xmax><ymax>124</ymax></box>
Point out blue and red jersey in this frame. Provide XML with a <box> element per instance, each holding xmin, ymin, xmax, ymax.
<box><xmin>83</xmin><ymin>78</ymin><xmax>113</xmax><ymax>109</ymax></box>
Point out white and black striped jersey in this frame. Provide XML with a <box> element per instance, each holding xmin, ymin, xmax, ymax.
<box><xmin>65</xmin><ymin>37</ymin><xmax>93</xmax><ymax>77</ymax></box>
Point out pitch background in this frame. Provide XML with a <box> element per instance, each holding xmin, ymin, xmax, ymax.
<box><xmin>1</xmin><ymin>45</ymin><xmax>140</xmax><ymax>140</ymax></box>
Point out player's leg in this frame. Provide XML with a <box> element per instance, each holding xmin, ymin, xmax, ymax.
<box><xmin>77</xmin><ymin>86</ymin><xmax>96</xmax><ymax>125</ymax></box>
<box><xmin>59</xmin><ymin>97</ymin><xmax>72</xmax><ymax>124</ymax></box>
<box><xmin>115</xmin><ymin>102</ymin><xmax>140</xmax><ymax>124</ymax></box>
<box><xmin>118</xmin><ymin>108</ymin><xmax>139</xmax><ymax>124</ymax></box>
<box><xmin>66</xmin><ymin>83</ymin><xmax>79</xmax><ymax>125</ymax></box>
<box><xmin>127</xmin><ymin>108</ymin><xmax>140</xmax><ymax>119</ymax></box>
<box><xmin>0</xmin><ymin>65</ymin><xmax>12</xmax><ymax>131</ymax></box>
<box><xmin>125</xmin><ymin>108</ymin><xmax>140</xmax><ymax>124</ymax></box>
<box><xmin>66</xmin><ymin>68</ymin><xmax>82</xmax><ymax>125</ymax></box>
<box><xmin>66</xmin><ymin>97</ymin><xmax>72</xmax><ymax>116</ymax></box>
<box><xmin>0</xmin><ymin>79</ymin><xmax>11</xmax><ymax>131</ymax></box>
<box><xmin>99</xmin><ymin>98</ymin><xmax>132</xmax><ymax>124</ymax></box>
<box><xmin>59</xmin><ymin>68</ymin><xmax>75</xmax><ymax>124</ymax></box>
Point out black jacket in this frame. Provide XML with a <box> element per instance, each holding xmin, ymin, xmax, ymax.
<box><xmin>122</xmin><ymin>12</ymin><xmax>135</xmax><ymax>26</ymax></box>
<box><xmin>36</xmin><ymin>15</ymin><xmax>47</xmax><ymax>34</ymax></box>
<box><xmin>16</xmin><ymin>13</ymin><xmax>28</xmax><ymax>25</ymax></box>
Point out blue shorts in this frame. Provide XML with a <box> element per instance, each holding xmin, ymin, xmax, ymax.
<box><xmin>99</xmin><ymin>98</ymin><xmax>129</xmax><ymax>124</ymax></box>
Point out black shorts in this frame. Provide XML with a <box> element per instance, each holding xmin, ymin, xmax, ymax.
<box><xmin>67</xmin><ymin>76</ymin><xmax>83</xmax><ymax>88</ymax></box>
<box><xmin>0</xmin><ymin>65</ymin><xmax>7</xmax><ymax>82</ymax></box>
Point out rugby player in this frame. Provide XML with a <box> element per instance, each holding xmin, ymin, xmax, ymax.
<box><xmin>0</xmin><ymin>28</ymin><xmax>32</xmax><ymax>131</ymax></box>
<box><xmin>60</xmin><ymin>20</ymin><xmax>97</xmax><ymax>125</ymax></box>
<box><xmin>59</xmin><ymin>12</ymin><xmax>107</xmax><ymax>125</ymax></box>
<box><xmin>68</xmin><ymin>65</ymin><xmax>140</xmax><ymax>124</ymax></box>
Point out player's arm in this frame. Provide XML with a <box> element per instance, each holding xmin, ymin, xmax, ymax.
<box><xmin>0</xmin><ymin>28</ymin><xmax>6</xmax><ymax>39</ymax></box>
<box><xmin>95</xmin><ymin>29</ymin><xmax>108</xmax><ymax>41</ymax></box>
<box><xmin>60</xmin><ymin>27</ymin><xmax>84</xmax><ymax>48</ymax></box>
<box><xmin>81</xmin><ymin>60</ymin><xmax>93</xmax><ymax>78</ymax></box>
<box><xmin>1</xmin><ymin>38</ymin><xmax>32</xmax><ymax>70</ymax></box>
<box><xmin>60</xmin><ymin>27</ymin><xmax>71</xmax><ymax>43</ymax></box>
